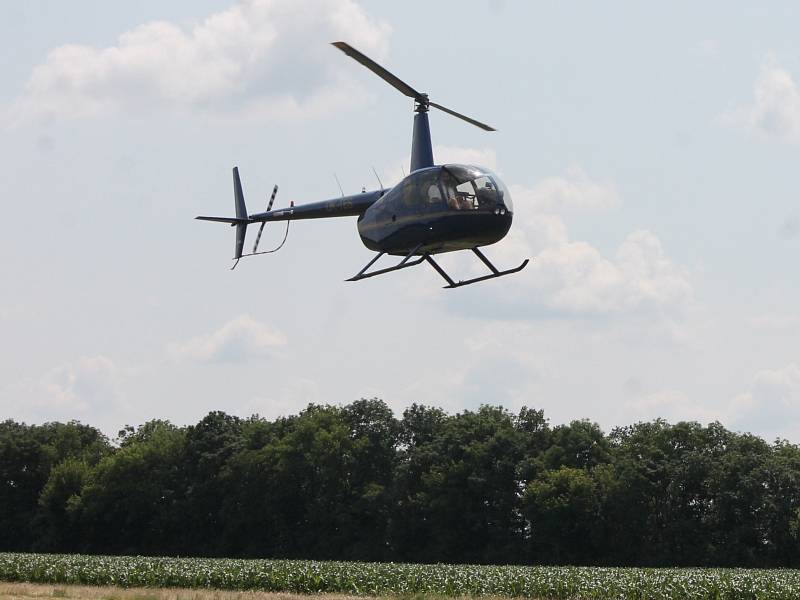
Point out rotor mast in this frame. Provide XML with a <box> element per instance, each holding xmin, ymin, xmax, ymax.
<box><xmin>411</xmin><ymin>94</ymin><xmax>434</xmax><ymax>172</ymax></box>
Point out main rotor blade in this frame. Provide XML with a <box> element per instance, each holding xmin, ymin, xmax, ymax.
<box><xmin>332</xmin><ymin>41</ymin><xmax>424</xmax><ymax>102</ymax></box>
<box><xmin>429</xmin><ymin>101</ymin><xmax>496</xmax><ymax>132</ymax></box>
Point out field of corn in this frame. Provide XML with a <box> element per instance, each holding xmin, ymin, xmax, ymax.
<box><xmin>2</xmin><ymin>553</ymin><xmax>800</xmax><ymax>600</ymax></box>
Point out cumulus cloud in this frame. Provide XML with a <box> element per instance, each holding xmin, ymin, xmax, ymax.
<box><xmin>731</xmin><ymin>363</ymin><xmax>800</xmax><ymax>440</ymax></box>
<box><xmin>522</xmin><ymin>229</ymin><xmax>693</xmax><ymax>316</ymax></box>
<box><xmin>475</xmin><ymin>164</ymin><xmax>693</xmax><ymax>320</ymax></box>
<box><xmin>387</xmin><ymin>146</ymin><xmax>497</xmax><ymax>184</ymax></box>
<box><xmin>509</xmin><ymin>166</ymin><xmax>620</xmax><ymax>213</ymax></box>
<box><xmin>169</xmin><ymin>314</ymin><xmax>286</xmax><ymax>363</ymax></box>
<box><xmin>433</xmin><ymin>145</ymin><xmax>497</xmax><ymax>170</ymax></box>
<box><xmin>6</xmin><ymin>0</ymin><xmax>390</xmax><ymax>122</ymax></box>
<box><xmin>1</xmin><ymin>355</ymin><xmax>126</xmax><ymax>424</ymax></box>
<box><xmin>719</xmin><ymin>56</ymin><xmax>800</xmax><ymax>143</ymax></box>
<box><xmin>40</xmin><ymin>356</ymin><xmax>123</xmax><ymax>412</ymax></box>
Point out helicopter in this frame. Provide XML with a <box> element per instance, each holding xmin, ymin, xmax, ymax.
<box><xmin>197</xmin><ymin>41</ymin><xmax>529</xmax><ymax>288</ymax></box>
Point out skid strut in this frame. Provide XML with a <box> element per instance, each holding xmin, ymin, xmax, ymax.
<box><xmin>347</xmin><ymin>246</ymin><xmax>529</xmax><ymax>288</ymax></box>
<box><xmin>426</xmin><ymin>248</ymin><xmax>529</xmax><ymax>288</ymax></box>
<box><xmin>346</xmin><ymin>244</ymin><xmax>424</xmax><ymax>281</ymax></box>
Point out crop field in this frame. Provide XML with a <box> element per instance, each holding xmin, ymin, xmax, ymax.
<box><xmin>2</xmin><ymin>553</ymin><xmax>800</xmax><ymax>600</ymax></box>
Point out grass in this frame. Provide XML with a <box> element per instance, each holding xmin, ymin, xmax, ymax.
<box><xmin>0</xmin><ymin>582</ymin><xmax>384</xmax><ymax>600</ymax></box>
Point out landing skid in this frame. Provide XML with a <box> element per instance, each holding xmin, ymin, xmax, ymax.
<box><xmin>347</xmin><ymin>246</ymin><xmax>529</xmax><ymax>289</ymax></box>
<box><xmin>346</xmin><ymin>244</ymin><xmax>425</xmax><ymax>282</ymax></box>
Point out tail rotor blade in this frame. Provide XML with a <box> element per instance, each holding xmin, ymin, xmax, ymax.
<box><xmin>253</xmin><ymin>185</ymin><xmax>279</xmax><ymax>254</ymax></box>
<box><xmin>429</xmin><ymin>101</ymin><xmax>496</xmax><ymax>131</ymax></box>
<box><xmin>252</xmin><ymin>223</ymin><xmax>267</xmax><ymax>254</ymax></box>
<box><xmin>266</xmin><ymin>184</ymin><xmax>279</xmax><ymax>212</ymax></box>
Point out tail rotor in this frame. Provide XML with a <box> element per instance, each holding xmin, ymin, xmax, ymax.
<box><xmin>252</xmin><ymin>185</ymin><xmax>279</xmax><ymax>254</ymax></box>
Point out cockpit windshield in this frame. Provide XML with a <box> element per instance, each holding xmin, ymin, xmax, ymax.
<box><xmin>440</xmin><ymin>165</ymin><xmax>513</xmax><ymax>213</ymax></box>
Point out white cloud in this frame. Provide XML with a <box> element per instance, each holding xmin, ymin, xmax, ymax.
<box><xmin>522</xmin><ymin>229</ymin><xmax>692</xmax><ymax>316</ymax></box>
<box><xmin>1</xmin><ymin>355</ymin><xmax>126</xmax><ymax>424</ymax></box>
<box><xmin>386</xmin><ymin>145</ymin><xmax>497</xmax><ymax>184</ymax></box>
<box><xmin>510</xmin><ymin>166</ymin><xmax>621</xmax><ymax>213</ymax></box>
<box><xmin>7</xmin><ymin>0</ymin><xmax>390</xmax><ymax>122</ymax></box>
<box><xmin>169</xmin><ymin>314</ymin><xmax>286</xmax><ymax>363</ymax></box>
<box><xmin>719</xmin><ymin>56</ymin><xmax>800</xmax><ymax>143</ymax></box>
<box><xmin>731</xmin><ymin>363</ymin><xmax>800</xmax><ymax>440</ymax></box>
<box><xmin>40</xmin><ymin>356</ymin><xmax>123</xmax><ymax>413</ymax></box>
<box><xmin>489</xmin><ymin>178</ymin><xmax>692</xmax><ymax>321</ymax></box>
<box><xmin>433</xmin><ymin>145</ymin><xmax>497</xmax><ymax>170</ymax></box>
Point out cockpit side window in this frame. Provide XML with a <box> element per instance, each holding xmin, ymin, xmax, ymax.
<box><xmin>441</xmin><ymin>170</ymin><xmax>459</xmax><ymax>210</ymax></box>
<box><xmin>427</xmin><ymin>183</ymin><xmax>443</xmax><ymax>203</ymax></box>
<box><xmin>401</xmin><ymin>178</ymin><xmax>419</xmax><ymax>207</ymax></box>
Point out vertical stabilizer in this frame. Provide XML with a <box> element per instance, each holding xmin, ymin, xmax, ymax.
<box><xmin>233</xmin><ymin>167</ymin><xmax>248</xmax><ymax>259</ymax></box>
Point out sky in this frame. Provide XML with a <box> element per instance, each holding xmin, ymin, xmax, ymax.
<box><xmin>1</xmin><ymin>0</ymin><xmax>799</xmax><ymax>441</ymax></box>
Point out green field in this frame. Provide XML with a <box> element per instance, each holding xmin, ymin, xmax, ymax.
<box><xmin>2</xmin><ymin>553</ymin><xmax>800</xmax><ymax>600</ymax></box>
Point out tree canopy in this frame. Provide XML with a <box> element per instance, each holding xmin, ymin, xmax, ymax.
<box><xmin>2</xmin><ymin>401</ymin><xmax>799</xmax><ymax>567</ymax></box>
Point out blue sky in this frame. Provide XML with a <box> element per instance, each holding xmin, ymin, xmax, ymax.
<box><xmin>1</xmin><ymin>0</ymin><xmax>799</xmax><ymax>440</ymax></box>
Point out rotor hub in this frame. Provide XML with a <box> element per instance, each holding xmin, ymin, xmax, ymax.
<box><xmin>414</xmin><ymin>94</ymin><xmax>430</xmax><ymax>113</ymax></box>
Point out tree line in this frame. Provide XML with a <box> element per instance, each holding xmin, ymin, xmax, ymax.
<box><xmin>2</xmin><ymin>399</ymin><xmax>800</xmax><ymax>567</ymax></box>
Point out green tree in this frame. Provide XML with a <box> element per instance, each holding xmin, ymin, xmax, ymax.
<box><xmin>542</xmin><ymin>420</ymin><xmax>611</xmax><ymax>471</ymax></box>
<box><xmin>524</xmin><ymin>465</ymin><xmax>615</xmax><ymax>565</ymax></box>
<box><xmin>0</xmin><ymin>420</ymin><xmax>109</xmax><ymax>552</ymax></box>
<box><xmin>392</xmin><ymin>405</ymin><xmax>527</xmax><ymax>564</ymax></box>
<box><xmin>75</xmin><ymin>420</ymin><xmax>186</xmax><ymax>554</ymax></box>
<box><xmin>764</xmin><ymin>440</ymin><xmax>800</xmax><ymax>565</ymax></box>
<box><xmin>222</xmin><ymin>405</ymin><xmax>358</xmax><ymax>558</ymax></box>
<box><xmin>37</xmin><ymin>458</ymin><xmax>91</xmax><ymax>551</ymax></box>
<box><xmin>340</xmin><ymin>398</ymin><xmax>399</xmax><ymax>559</ymax></box>
<box><xmin>181</xmin><ymin>411</ymin><xmax>243</xmax><ymax>555</ymax></box>
<box><xmin>0</xmin><ymin>421</ymin><xmax>53</xmax><ymax>550</ymax></box>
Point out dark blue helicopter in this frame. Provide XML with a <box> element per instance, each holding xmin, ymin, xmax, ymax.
<box><xmin>197</xmin><ymin>42</ymin><xmax>528</xmax><ymax>288</ymax></box>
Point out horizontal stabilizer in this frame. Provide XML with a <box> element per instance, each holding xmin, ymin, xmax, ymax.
<box><xmin>195</xmin><ymin>216</ymin><xmax>251</xmax><ymax>224</ymax></box>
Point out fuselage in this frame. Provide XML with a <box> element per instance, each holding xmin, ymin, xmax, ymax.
<box><xmin>358</xmin><ymin>164</ymin><xmax>513</xmax><ymax>256</ymax></box>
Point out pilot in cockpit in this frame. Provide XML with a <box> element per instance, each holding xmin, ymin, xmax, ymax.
<box><xmin>476</xmin><ymin>180</ymin><xmax>496</xmax><ymax>209</ymax></box>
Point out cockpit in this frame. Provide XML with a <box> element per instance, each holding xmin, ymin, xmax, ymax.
<box><xmin>373</xmin><ymin>164</ymin><xmax>513</xmax><ymax>223</ymax></box>
<box><xmin>438</xmin><ymin>165</ymin><xmax>513</xmax><ymax>213</ymax></box>
<box><xmin>358</xmin><ymin>164</ymin><xmax>515</xmax><ymax>254</ymax></box>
